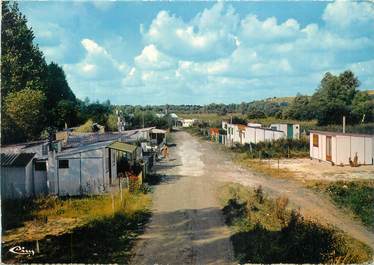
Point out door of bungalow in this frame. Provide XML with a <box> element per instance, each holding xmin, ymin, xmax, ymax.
<box><xmin>326</xmin><ymin>136</ymin><xmax>332</xmax><ymax>162</ymax></box>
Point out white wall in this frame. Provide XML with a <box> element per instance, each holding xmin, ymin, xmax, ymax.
<box><xmin>364</xmin><ymin>137</ymin><xmax>373</xmax><ymax>165</ymax></box>
<box><xmin>336</xmin><ymin>135</ymin><xmax>350</xmax><ymax>165</ymax></box>
<box><xmin>293</xmin><ymin>124</ymin><xmax>300</xmax><ymax>139</ymax></box>
<box><xmin>351</xmin><ymin>136</ymin><xmax>365</xmax><ymax>165</ymax></box>
<box><xmin>310</xmin><ymin>133</ymin><xmax>374</xmax><ymax>165</ymax></box>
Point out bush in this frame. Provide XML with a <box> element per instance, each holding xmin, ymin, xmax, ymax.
<box><xmin>232</xmin><ymin>138</ymin><xmax>309</xmax><ymax>159</ymax></box>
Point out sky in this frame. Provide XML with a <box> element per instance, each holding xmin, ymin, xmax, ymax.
<box><xmin>19</xmin><ymin>1</ymin><xmax>374</xmax><ymax>105</ymax></box>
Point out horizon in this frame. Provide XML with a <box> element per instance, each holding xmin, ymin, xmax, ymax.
<box><xmin>19</xmin><ymin>1</ymin><xmax>374</xmax><ymax>105</ymax></box>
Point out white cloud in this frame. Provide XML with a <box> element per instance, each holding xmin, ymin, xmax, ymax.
<box><xmin>65</xmin><ymin>38</ymin><xmax>129</xmax><ymax>80</ymax></box>
<box><xmin>142</xmin><ymin>3</ymin><xmax>239</xmax><ymax>60</ymax></box>
<box><xmin>323</xmin><ymin>0</ymin><xmax>374</xmax><ymax>31</ymax></box>
<box><xmin>134</xmin><ymin>44</ymin><xmax>176</xmax><ymax>70</ymax></box>
<box><xmin>240</xmin><ymin>15</ymin><xmax>301</xmax><ymax>43</ymax></box>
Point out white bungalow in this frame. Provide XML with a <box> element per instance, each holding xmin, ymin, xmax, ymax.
<box><xmin>181</xmin><ymin>119</ymin><xmax>196</xmax><ymax>128</ymax></box>
<box><xmin>243</xmin><ymin>126</ymin><xmax>285</xmax><ymax>144</ymax></box>
<box><xmin>270</xmin><ymin>123</ymin><xmax>300</xmax><ymax>139</ymax></box>
<box><xmin>310</xmin><ymin>130</ymin><xmax>374</xmax><ymax>165</ymax></box>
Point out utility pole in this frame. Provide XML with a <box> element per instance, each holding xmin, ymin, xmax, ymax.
<box><xmin>142</xmin><ymin>111</ymin><xmax>145</xmax><ymax>128</ymax></box>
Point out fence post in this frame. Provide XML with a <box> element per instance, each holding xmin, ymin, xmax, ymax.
<box><xmin>120</xmin><ymin>179</ymin><xmax>123</xmax><ymax>203</ymax></box>
<box><xmin>111</xmin><ymin>193</ymin><xmax>115</xmax><ymax>215</ymax></box>
<box><xmin>278</xmin><ymin>159</ymin><xmax>280</xmax><ymax>177</ymax></box>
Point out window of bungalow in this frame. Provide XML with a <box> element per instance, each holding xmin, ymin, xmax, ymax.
<box><xmin>58</xmin><ymin>159</ymin><xmax>69</xmax><ymax>169</ymax></box>
<box><xmin>313</xmin><ymin>134</ymin><xmax>319</xmax><ymax>147</ymax></box>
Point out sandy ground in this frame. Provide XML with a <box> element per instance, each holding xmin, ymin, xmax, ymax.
<box><xmin>131</xmin><ymin>131</ymin><xmax>374</xmax><ymax>264</ymax></box>
<box><xmin>268</xmin><ymin>158</ymin><xmax>374</xmax><ymax>181</ymax></box>
<box><xmin>130</xmin><ymin>131</ymin><xmax>235</xmax><ymax>265</ymax></box>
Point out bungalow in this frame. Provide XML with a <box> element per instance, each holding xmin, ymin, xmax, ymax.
<box><xmin>243</xmin><ymin>126</ymin><xmax>285</xmax><ymax>144</ymax></box>
<box><xmin>181</xmin><ymin>119</ymin><xmax>196</xmax><ymax>128</ymax></box>
<box><xmin>270</xmin><ymin>123</ymin><xmax>300</xmax><ymax>139</ymax></box>
<box><xmin>310</xmin><ymin>130</ymin><xmax>374</xmax><ymax>165</ymax></box>
<box><xmin>149</xmin><ymin>128</ymin><xmax>167</xmax><ymax>146</ymax></box>
<box><xmin>1</xmin><ymin>153</ymin><xmax>36</xmax><ymax>199</ymax></box>
<box><xmin>47</xmin><ymin>141</ymin><xmax>138</xmax><ymax>196</ymax></box>
<box><xmin>226</xmin><ymin>124</ymin><xmax>247</xmax><ymax>145</ymax></box>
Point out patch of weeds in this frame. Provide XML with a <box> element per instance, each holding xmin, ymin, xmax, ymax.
<box><xmin>220</xmin><ymin>183</ymin><xmax>373</xmax><ymax>264</ymax></box>
<box><xmin>310</xmin><ymin>180</ymin><xmax>374</xmax><ymax>229</ymax></box>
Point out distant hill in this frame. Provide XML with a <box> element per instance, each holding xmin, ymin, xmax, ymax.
<box><xmin>264</xmin><ymin>96</ymin><xmax>295</xmax><ymax>104</ymax></box>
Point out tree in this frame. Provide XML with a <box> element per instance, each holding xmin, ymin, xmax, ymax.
<box><xmin>54</xmin><ymin>100</ymin><xmax>79</xmax><ymax>129</ymax></box>
<box><xmin>106</xmin><ymin>113</ymin><xmax>118</xmax><ymax>131</ymax></box>
<box><xmin>1</xmin><ymin>2</ymin><xmax>47</xmax><ymax>98</ymax></box>
<box><xmin>310</xmin><ymin>71</ymin><xmax>359</xmax><ymax>125</ymax></box>
<box><xmin>4</xmin><ymin>89</ymin><xmax>46</xmax><ymax>141</ymax></box>
<box><xmin>351</xmin><ymin>91</ymin><xmax>374</xmax><ymax>123</ymax></box>
<box><xmin>283</xmin><ymin>94</ymin><xmax>312</xmax><ymax>120</ymax></box>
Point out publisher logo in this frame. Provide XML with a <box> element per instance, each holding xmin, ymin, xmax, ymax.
<box><xmin>9</xmin><ymin>246</ymin><xmax>35</xmax><ymax>256</ymax></box>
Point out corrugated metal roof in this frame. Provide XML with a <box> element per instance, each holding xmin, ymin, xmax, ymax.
<box><xmin>108</xmin><ymin>141</ymin><xmax>137</xmax><ymax>153</ymax></box>
<box><xmin>1</xmin><ymin>153</ymin><xmax>35</xmax><ymax>167</ymax></box>
<box><xmin>57</xmin><ymin>140</ymin><xmax>113</xmax><ymax>157</ymax></box>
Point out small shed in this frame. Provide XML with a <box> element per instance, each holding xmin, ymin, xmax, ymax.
<box><xmin>149</xmin><ymin>128</ymin><xmax>167</xmax><ymax>146</ymax></box>
<box><xmin>48</xmin><ymin>141</ymin><xmax>117</xmax><ymax>196</ymax></box>
<box><xmin>310</xmin><ymin>130</ymin><xmax>374</xmax><ymax>165</ymax></box>
<box><xmin>1</xmin><ymin>153</ymin><xmax>35</xmax><ymax>199</ymax></box>
<box><xmin>270</xmin><ymin>123</ymin><xmax>300</xmax><ymax>139</ymax></box>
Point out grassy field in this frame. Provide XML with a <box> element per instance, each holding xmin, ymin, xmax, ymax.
<box><xmin>2</xmin><ymin>190</ymin><xmax>151</xmax><ymax>263</ymax></box>
<box><xmin>308</xmin><ymin>180</ymin><xmax>374</xmax><ymax>230</ymax></box>
<box><xmin>220</xmin><ymin>183</ymin><xmax>372</xmax><ymax>264</ymax></box>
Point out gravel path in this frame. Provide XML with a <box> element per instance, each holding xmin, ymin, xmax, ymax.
<box><xmin>130</xmin><ymin>131</ymin><xmax>235</xmax><ymax>265</ymax></box>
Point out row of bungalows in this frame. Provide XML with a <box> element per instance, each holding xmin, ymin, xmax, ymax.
<box><xmin>1</xmin><ymin>127</ymin><xmax>167</xmax><ymax>199</ymax></box>
<box><xmin>222</xmin><ymin>121</ymin><xmax>299</xmax><ymax>146</ymax></box>
<box><xmin>310</xmin><ymin>130</ymin><xmax>374</xmax><ymax>165</ymax></box>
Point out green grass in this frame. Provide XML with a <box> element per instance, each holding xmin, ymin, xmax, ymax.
<box><xmin>220</xmin><ymin>183</ymin><xmax>373</xmax><ymax>264</ymax></box>
<box><xmin>309</xmin><ymin>181</ymin><xmax>374</xmax><ymax>230</ymax></box>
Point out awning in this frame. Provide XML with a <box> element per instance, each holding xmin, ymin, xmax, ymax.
<box><xmin>107</xmin><ymin>141</ymin><xmax>137</xmax><ymax>154</ymax></box>
<box><xmin>0</xmin><ymin>153</ymin><xmax>35</xmax><ymax>167</ymax></box>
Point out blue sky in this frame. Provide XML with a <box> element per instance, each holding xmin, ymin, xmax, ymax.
<box><xmin>19</xmin><ymin>1</ymin><xmax>374</xmax><ymax>105</ymax></box>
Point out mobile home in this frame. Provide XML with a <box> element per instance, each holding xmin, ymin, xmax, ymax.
<box><xmin>270</xmin><ymin>123</ymin><xmax>300</xmax><ymax>139</ymax></box>
<box><xmin>310</xmin><ymin>130</ymin><xmax>374</xmax><ymax>165</ymax></box>
<box><xmin>243</xmin><ymin>126</ymin><xmax>285</xmax><ymax>144</ymax></box>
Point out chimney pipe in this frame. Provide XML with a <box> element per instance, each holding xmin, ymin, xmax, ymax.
<box><xmin>343</xmin><ymin>116</ymin><xmax>346</xmax><ymax>133</ymax></box>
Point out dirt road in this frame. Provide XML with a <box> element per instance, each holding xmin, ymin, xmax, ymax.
<box><xmin>131</xmin><ymin>131</ymin><xmax>234</xmax><ymax>265</ymax></box>
<box><xmin>199</xmin><ymin>134</ymin><xmax>374</xmax><ymax>251</ymax></box>
<box><xmin>131</xmin><ymin>131</ymin><xmax>374</xmax><ymax>264</ymax></box>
